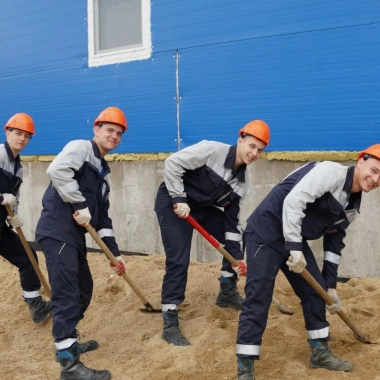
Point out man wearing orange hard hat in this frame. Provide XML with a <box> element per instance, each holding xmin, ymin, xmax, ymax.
<box><xmin>154</xmin><ymin>119</ymin><xmax>270</xmax><ymax>346</ymax></box>
<box><xmin>35</xmin><ymin>107</ymin><xmax>128</xmax><ymax>380</ymax></box>
<box><xmin>0</xmin><ymin>113</ymin><xmax>52</xmax><ymax>324</ymax></box>
<box><xmin>236</xmin><ymin>144</ymin><xmax>380</xmax><ymax>379</ymax></box>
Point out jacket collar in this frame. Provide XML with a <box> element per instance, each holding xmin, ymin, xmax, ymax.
<box><xmin>225</xmin><ymin>145</ymin><xmax>247</xmax><ymax>182</ymax></box>
<box><xmin>344</xmin><ymin>166</ymin><xmax>362</xmax><ymax>211</ymax></box>
<box><xmin>90</xmin><ymin>140</ymin><xmax>110</xmax><ymax>176</ymax></box>
<box><xmin>4</xmin><ymin>141</ymin><xmax>21</xmax><ymax>167</ymax></box>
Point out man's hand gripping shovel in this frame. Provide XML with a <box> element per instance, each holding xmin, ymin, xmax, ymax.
<box><xmin>186</xmin><ymin>215</ymin><xmax>293</xmax><ymax>315</ymax></box>
<box><xmin>299</xmin><ymin>268</ymin><xmax>375</xmax><ymax>344</ymax></box>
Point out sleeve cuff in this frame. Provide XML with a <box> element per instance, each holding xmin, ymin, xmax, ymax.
<box><xmin>285</xmin><ymin>241</ymin><xmax>303</xmax><ymax>251</ymax></box>
<box><xmin>72</xmin><ymin>201</ymin><xmax>88</xmax><ymax>211</ymax></box>
<box><xmin>172</xmin><ymin>196</ymin><xmax>187</xmax><ymax>205</ymax></box>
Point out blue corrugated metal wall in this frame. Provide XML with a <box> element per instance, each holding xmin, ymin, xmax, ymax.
<box><xmin>0</xmin><ymin>0</ymin><xmax>379</xmax><ymax>154</ymax></box>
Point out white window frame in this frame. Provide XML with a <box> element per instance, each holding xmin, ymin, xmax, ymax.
<box><xmin>87</xmin><ymin>0</ymin><xmax>152</xmax><ymax>67</ymax></box>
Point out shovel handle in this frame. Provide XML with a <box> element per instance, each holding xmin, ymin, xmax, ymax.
<box><xmin>186</xmin><ymin>215</ymin><xmax>239</xmax><ymax>266</ymax></box>
<box><xmin>186</xmin><ymin>215</ymin><xmax>293</xmax><ymax>314</ymax></box>
<box><xmin>84</xmin><ymin>224</ymin><xmax>155</xmax><ymax>311</ymax></box>
<box><xmin>5</xmin><ymin>206</ymin><xmax>51</xmax><ymax>299</ymax></box>
<box><xmin>300</xmin><ymin>269</ymin><xmax>369</xmax><ymax>342</ymax></box>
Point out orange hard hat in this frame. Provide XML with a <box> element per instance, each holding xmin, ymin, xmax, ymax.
<box><xmin>94</xmin><ymin>107</ymin><xmax>128</xmax><ymax>131</ymax></box>
<box><xmin>239</xmin><ymin>120</ymin><xmax>270</xmax><ymax>145</ymax></box>
<box><xmin>4</xmin><ymin>113</ymin><xmax>35</xmax><ymax>135</ymax></box>
<box><xmin>357</xmin><ymin>144</ymin><xmax>380</xmax><ymax>161</ymax></box>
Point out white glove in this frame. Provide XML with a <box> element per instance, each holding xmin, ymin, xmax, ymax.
<box><xmin>110</xmin><ymin>256</ymin><xmax>127</xmax><ymax>276</ymax></box>
<box><xmin>232</xmin><ymin>260</ymin><xmax>247</xmax><ymax>276</ymax></box>
<box><xmin>73</xmin><ymin>207</ymin><xmax>92</xmax><ymax>226</ymax></box>
<box><xmin>326</xmin><ymin>288</ymin><xmax>341</xmax><ymax>315</ymax></box>
<box><xmin>286</xmin><ymin>250</ymin><xmax>307</xmax><ymax>273</ymax></box>
<box><xmin>1</xmin><ymin>193</ymin><xmax>18</xmax><ymax>207</ymax></box>
<box><xmin>6</xmin><ymin>214</ymin><xmax>23</xmax><ymax>228</ymax></box>
<box><xmin>174</xmin><ymin>203</ymin><xmax>190</xmax><ymax>218</ymax></box>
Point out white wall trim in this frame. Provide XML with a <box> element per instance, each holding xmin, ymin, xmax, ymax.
<box><xmin>87</xmin><ymin>0</ymin><xmax>152</xmax><ymax>67</ymax></box>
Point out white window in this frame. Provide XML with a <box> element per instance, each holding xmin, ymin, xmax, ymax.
<box><xmin>88</xmin><ymin>0</ymin><xmax>151</xmax><ymax>67</ymax></box>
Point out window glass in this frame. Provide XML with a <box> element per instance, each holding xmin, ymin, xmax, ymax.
<box><xmin>96</xmin><ymin>0</ymin><xmax>142</xmax><ymax>53</ymax></box>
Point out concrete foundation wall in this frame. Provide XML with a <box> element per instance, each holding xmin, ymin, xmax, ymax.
<box><xmin>19</xmin><ymin>159</ymin><xmax>380</xmax><ymax>279</ymax></box>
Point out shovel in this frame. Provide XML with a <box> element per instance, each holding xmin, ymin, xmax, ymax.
<box><xmin>300</xmin><ymin>268</ymin><xmax>374</xmax><ymax>344</ymax></box>
<box><xmin>84</xmin><ymin>224</ymin><xmax>161</xmax><ymax>313</ymax></box>
<box><xmin>6</xmin><ymin>206</ymin><xmax>51</xmax><ymax>299</ymax></box>
<box><xmin>186</xmin><ymin>215</ymin><xmax>293</xmax><ymax>315</ymax></box>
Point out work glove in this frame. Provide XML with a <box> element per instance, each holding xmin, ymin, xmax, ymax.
<box><xmin>326</xmin><ymin>288</ymin><xmax>341</xmax><ymax>315</ymax></box>
<box><xmin>73</xmin><ymin>207</ymin><xmax>92</xmax><ymax>226</ymax></box>
<box><xmin>232</xmin><ymin>260</ymin><xmax>247</xmax><ymax>276</ymax></box>
<box><xmin>6</xmin><ymin>214</ymin><xmax>23</xmax><ymax>228</ymax></box>
<box><xmin>286</xmin><ymin>250</ymin><xmax>307</xmax><ymax>273</ymax></box>
<box><xmin>174</xmin><ymin>203</ymin><xmax>190</xmax><ymax>218</ymax></box>
<box><xmin>110</xmin><ymin>255</ymin><xmax>127</xmax><ymax>276</ymax></box>
<box><xmin>1</xmin><ymin>193</ymin><xmax>18</xmax><ymax>207</ymax></box>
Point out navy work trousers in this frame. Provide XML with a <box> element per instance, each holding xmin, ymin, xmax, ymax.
<box><xmin>157</xmin><ymin>207</ymin><xmax>235</xmax><ymax>305</ymax></box>
<box><xmin>0</xmin><ymin>225</ymin><xmax>40</xmax><ymax>291</ymax></box>
<box><xmin>237</xmin><ymin>231</ymin><xmax>329</xmax><ymax>358</ymax></box>
<box><xmin>39</xmin><ymin>237</ymin><xmax>93</xmax><ymax>343</ymax></box>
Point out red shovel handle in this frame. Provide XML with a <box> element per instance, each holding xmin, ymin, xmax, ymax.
<box><xmin>185</xmin><ymin>215</ymin><xmax>239</xmax><ymax>266</ymax></box>
<box><xmin>186</xmin><ymin>215</ymin><xmax>220</xmax><ymax>249</ymax></box>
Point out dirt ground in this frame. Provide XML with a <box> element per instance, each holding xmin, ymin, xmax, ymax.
<box><xmin>0</xmin><ymin>252</ymin><xmax>379</xmax><ymax>380</ymax></box>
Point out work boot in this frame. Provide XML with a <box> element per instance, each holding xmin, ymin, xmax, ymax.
<box><xmin>58</xmin><ymin>342</ymin><xmax>111</xmax><ymax>380</ymax></box>
<box><xmin>216</xmin><ymin>277</ymin><xmax>243</xmax><ymax>310</ymax></box>
<box><xmin>237</xmin><ymin>357</ymin><xmax>255</xmax><ymax>380</ymax></box>
<box><xmin>162</xmin><ymin>309</ymin><xmax>190</xmax><ymax>346</ymax></box>
<box><xmin>308</xmin><ymin>338</ymin><xmax>354</xmax><ymax>372</ymax></box>
<box><xmin>26</xmin><ymin>296</ymin><xmax>52</xmax><ymax>324</ymax></box>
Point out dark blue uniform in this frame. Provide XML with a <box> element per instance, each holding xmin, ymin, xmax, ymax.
<box><xmin>237</xmin><ymin>161</ymin><xmax>361</xmax><ymax>358</ymax></box>
<box><xmin>155</xmin><ymin>140</ymin><xmax>248</xmax><ymax>306</ymax></box>
<box><xmin>36</xmin><ymin>140</ymin><xmax>120</xmax><ymax>350</ymax></box>
<box><xmin>0</xmin><ymin>142</ymin><xmax>41</xmax><ymax>298</ymax></box>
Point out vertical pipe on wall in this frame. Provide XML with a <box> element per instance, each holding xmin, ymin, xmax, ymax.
<box><xmin>175</xmin><ymin>49</ymin><xmax>181</xmax><ymax>151</ymax></box>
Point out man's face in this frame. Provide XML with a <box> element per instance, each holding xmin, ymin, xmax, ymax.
<box><xmin>6</xmin><ymin>128</ymin><xmax>31</xmax><ymax>154</ymax></box>
<box><xmin>236</xmin><ymin>135</ymin><xmax>266</xmax><ymax>166</ymax></box>
<box><xmin>93</xmin><ymin>123</ymin><xmax>124</xmax><ymax>156</ymax></box>
<box><xmin>354</xmin><ymin>157</ymin><xmax>380</xmax><ymax>192</ymax></box>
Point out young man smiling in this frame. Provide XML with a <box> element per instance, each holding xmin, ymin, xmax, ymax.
<box><xmin>154</xmin><ymin>120</ymin><xmax>271</xmax><ymax>346</ymax></box>
<box><xmin>0</xmin><ymin>113</ymin><xmax>52</xmax><ymax>324</ymax></box>
<box><xmin>35</xmin><ymin>107</ymin><xmax>128</xmax><ymax>380</ymax></box>
<box><xmin>236</xmin><ymin>144</ymin><xmax>380</xmax><ymax>379</ymax></box>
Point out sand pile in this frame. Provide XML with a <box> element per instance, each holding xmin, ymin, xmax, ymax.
<box><xmin>0</xmin><ymin>253</ymin><xmax>379</xmax><ymax>380</ymax></box>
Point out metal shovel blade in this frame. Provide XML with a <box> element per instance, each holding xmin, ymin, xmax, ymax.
<box><xmin>272</xmin><ymin>296</ymin><xmax>294</xmax><ymax>315</ymax></box>
<box><xmin>139</xmin><ymin>302</ymin><xmax>162</xmax><ymax>313</ymax></box>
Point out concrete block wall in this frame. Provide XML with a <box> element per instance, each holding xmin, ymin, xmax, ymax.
<box><xmin>19</xmin><ymin>159</ymin><xmax>380</xmax><ymax>278</ymax></box>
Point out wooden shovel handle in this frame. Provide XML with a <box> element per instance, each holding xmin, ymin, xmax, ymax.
<box><xmin>301</xmin><ymin>269</ymin><xmax>369</xmax><ymax>342</ymax></box>
<box><xmin>5</xmin><ymin>206</ymin><xmax>51</xmax><ymax>299</ymax></box>
<box><xmin>84</xmin><ymin>224</ymin><xmax>155</xmax><ymax>311</ymax></box>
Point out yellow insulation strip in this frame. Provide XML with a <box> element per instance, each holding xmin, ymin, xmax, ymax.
<box><xmin>21</xmin><ymin>151</ymin><xmax>359</xmax><ymax>163</ymax></box>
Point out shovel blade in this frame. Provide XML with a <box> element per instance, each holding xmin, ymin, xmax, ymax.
<box><xmin>139</xmin><ymin>302</ymin><xmax>162</xmax><ymax>313</ymax></box>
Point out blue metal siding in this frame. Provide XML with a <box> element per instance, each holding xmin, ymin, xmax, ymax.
<box><xmin>179</xmin><ymin>23</ymin><xmax>380</xmax><ymax>151</ymax></box>
<box><xmin>3</xmin><ymin>51</ymin><xmax>178</xmax><ymax>154</ymax></box>
<box><xmin>0</xmin><ymin>0</ymin><xmax>379</xmax><ymax>154</ymax></box>
<box><xmin>154</xmin><ymin>0</ymin><xmax>380</xmax><ymax>51</ymax></box>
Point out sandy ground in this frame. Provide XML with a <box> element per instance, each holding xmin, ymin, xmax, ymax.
<box><xmin>0</xmin><ymin>252</ymin><xmax>380</xmax><ymax>380</ymax></box>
